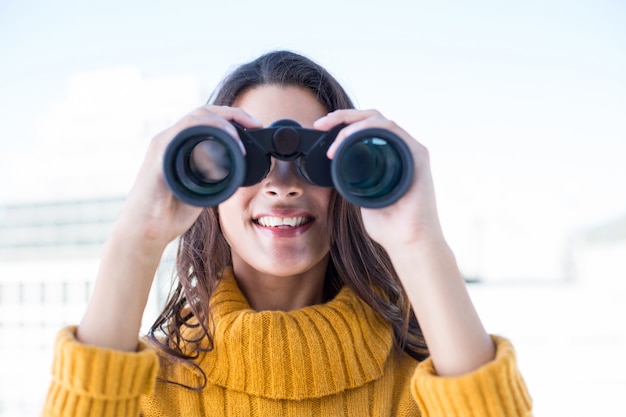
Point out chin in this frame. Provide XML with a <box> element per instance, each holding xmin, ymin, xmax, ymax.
<box><xmin>260</xmin><ymin>263</ymin><xmax>315</xmax><ymax>277</ymax></box>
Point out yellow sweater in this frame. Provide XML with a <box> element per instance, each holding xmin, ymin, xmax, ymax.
<box><xmin>43</xmin><ymin>270</ymin><xmax>532</xmax><ymax>416</ymax></box>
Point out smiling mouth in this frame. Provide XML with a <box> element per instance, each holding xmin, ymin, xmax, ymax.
<box><xmin>253</xmin><ymin>216</ymin><xmax>314</xmax><ymax>228</ymax></box>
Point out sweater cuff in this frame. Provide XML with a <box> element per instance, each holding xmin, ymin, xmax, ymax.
<box><xmin>44</xmin><ymin>326</ymin><xmax>158</xmax><ymax>416</ymax></box>
<box><xmin>411</xmin><ymin>335</ymin><xmax>532</xmax><ymax>417</ymax></box>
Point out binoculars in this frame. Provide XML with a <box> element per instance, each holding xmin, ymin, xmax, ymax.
<box><xmin>163</xmin><ymin>119</ymin><xmax>413</xmax><ymax>208</ymax></box>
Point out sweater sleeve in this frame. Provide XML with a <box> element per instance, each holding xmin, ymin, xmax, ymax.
<box><xmin>42</xmin><ymin>326</ymin><xmax>159</xmax><ymax>417</ymax></box>
<box><xmin>411</xmin><ymin>335</ymin><xmax>532</xmax><ymax>417</ymax></box>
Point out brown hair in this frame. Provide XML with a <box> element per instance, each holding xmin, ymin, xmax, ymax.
<box><xmin>148</xmin><ymin>50</ymin><xmax>428</xmax><ymax>388</ymax></box>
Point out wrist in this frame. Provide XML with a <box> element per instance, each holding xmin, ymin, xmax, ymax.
<box><xmin>388</xmin><ymin>235</ymin><xmax>463</xmax><ymax>296</ymax></box>
<box><xmin>110</xmin><ymin>214</ymin><xmax>172</xmax><ymax>260</ymax></box>
<box><xmin>385</xmin><ymin>231</ymin><xmax>451</xmax><ymax>263</ymax></box>
<box><xmin>79</xmin><ymin>222</ymin><xmax>166</xmax><ymax>351</ymax></box>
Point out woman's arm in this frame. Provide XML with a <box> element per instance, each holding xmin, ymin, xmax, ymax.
<box><xmin>385</xmin><ymin>237</ymin><xmax>495</xmax><ymax>376</ymax></box>
<box><xmin>316</xmin><ymin>110</ymin><xmax>494</xmax><ymax>376</ymax></box>
<box><xmin>77</xmin><ymin>105</ymin><xmax>262</xmax><ymax>351</ymax></box>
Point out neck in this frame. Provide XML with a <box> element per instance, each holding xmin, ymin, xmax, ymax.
<box><xmin>231</xmin><ymin>258</ymin><xmax>329</xmax><ymax>311</ymax></box>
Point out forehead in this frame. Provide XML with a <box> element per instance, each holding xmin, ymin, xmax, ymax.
<box><xmin>233</xmin><ymin>85</ymin><xmax>328</xmax><ymax>128</ymax></box>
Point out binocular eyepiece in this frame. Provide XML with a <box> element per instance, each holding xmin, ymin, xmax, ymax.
<box><xmin>163</xmin><ymin>119</ymin><xmax>413</xmax><ymax>208</ymax></box>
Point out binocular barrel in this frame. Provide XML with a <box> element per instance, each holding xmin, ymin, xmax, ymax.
<box><xmin>163</xmin><ymin>120</ymin><xmax>413</xmax><ymax>208</ymax></box>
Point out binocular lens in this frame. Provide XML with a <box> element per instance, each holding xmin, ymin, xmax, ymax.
<box><xmin>189</xmin><ymin>140</ymin><xmax>232</xmax><ymax>184</ymax></box>
<box><xmin>332</xmin><ymin>130</ymin><xmax>413</xmax><ymax>208</ymax></box>
<box><xmin>338</xmin><ymin>137</ymin><xmax>402</xmax><ymax>197</ymax></box>
<box><xmin>177</xmin><ymin>138</ymin><xmax>235</xmax><ymax>197</ymax></box>
<box><xmin>163</xmin><ymin>126</ymin><xmax>246</xmax><ymax>206</ymax></box>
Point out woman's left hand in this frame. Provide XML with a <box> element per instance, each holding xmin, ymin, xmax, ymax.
<box><xmin>314</xmin><ymin>109</ymin><xmax>445</xmax><ymax>253</ymax></box>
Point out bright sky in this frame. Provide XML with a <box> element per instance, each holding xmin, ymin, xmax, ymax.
<box><xmin>1</xmin><ymin>0</ymin><xmax>625</xmax><ymax>281</ymax></box>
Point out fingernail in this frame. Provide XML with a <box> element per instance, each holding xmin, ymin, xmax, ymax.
<box><xmin>326</xmin><ymin>142</ymin><xmax>337</xmax><ymax>159</ymax></box>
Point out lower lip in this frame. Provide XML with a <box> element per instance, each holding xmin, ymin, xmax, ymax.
<box><xmin>254</xmin><ymin>221</ymin><xmax>314</xmax><ymax>238</ymax></box>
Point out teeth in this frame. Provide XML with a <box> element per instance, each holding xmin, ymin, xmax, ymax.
<box><xmin>257</xmin><ymin>216</ymin><xmax>309</xmax><ymax>227</ymax></box>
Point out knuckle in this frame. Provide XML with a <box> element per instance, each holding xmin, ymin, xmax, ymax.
<box><xmin>416</xmin><ymin>143</ymin><xmax>430</xmax><ymax>163</ymax></box>
<box><xmin>378</xmin><ymin>119</ymin><xmax>397</xmax><ymax>130</ymax></box>
<box><xmin>178</xmin><ymin>113</ymin><xmax>205</xmax><ymax>129</ymax></box>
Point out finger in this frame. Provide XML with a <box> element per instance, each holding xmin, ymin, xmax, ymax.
<box><xmin>314</xmin><ymin>109</ymin><xmax>384</xmax><ymax>130</ymax></box>
<box><xmin>174</xmin><ymin>106</ymin><xmax>264</xmax><ymax>155</ymax></box>
<box><xmin>191</xmin><ymin>105</ymin><xmax>263</xmax><ymax>137</ymax></box>
<box><xmin>208</xmin><ymin>105</ymin><xmax>264</xmax><ymax>129</ymax></box>
<box><xmin>326</xmin><ymin>117</ymin><xmax>401</xmax><ymax>159</ymax></box>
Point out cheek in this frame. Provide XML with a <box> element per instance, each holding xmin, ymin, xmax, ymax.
<box><xmin>216</xmin><ymin>192</ymin><xmax>249</xmax><ymax>242</ymax></box>
<box><xmin>315</xmin><ymin>188</ymin><xmax>333</xmax><ymax>217</ymax></box>
<box><xmin>216</xmin><ymin>206</ymin><xmax>232</xmax><ymax>242</ymax></box>
<box><xmin>313</xmin><ymin>189</ymin><xmax>333</xmax><ymax>236</ymax></box>
<box><xmin>218</xmin><ymin>182</ymin><xmax>260</xmax><ymax>222</ymax></box>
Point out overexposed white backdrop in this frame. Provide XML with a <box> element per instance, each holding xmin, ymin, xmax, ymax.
<box><xmin>1</xmin><ymin>0</ymin><xmax>625</xmax><ymax>415</ymax></box>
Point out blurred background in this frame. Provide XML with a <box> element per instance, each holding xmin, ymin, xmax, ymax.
<box><xmin>0</xmin><ymin>0</ymin><xmax>624</xmax><ymax>415</ymax></box>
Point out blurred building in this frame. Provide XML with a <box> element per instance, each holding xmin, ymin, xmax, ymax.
<box><xmin>0</xmin><ymin>66</ymin><xmax>203</xmax><ymax>416</ymax></box>
<box><xmin>0</xmin><ymin>197</ymin><xmax>174</xmax><ymax>416</ymax></box>
<box><xmin>571</xmin><ymin>213</ymin><xmax>626</xmax><ymax>285</ymax></box>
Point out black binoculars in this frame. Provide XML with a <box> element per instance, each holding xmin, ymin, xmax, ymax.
<box><xmin>163</xmin><ymin>119</ymin><xmax>413</xmax><ymax>208</ymax></box>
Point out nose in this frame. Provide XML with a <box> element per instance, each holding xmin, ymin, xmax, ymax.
<box><xmin>262</xmin><ymin>159</ymin><xmax>304</xmax><ymax>199</ymax></box>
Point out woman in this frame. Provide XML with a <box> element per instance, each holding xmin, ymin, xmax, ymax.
<box><xmin>43</xmin><ymin>51</ymin><xmax>532</xmax><ymax>416</ymax></box>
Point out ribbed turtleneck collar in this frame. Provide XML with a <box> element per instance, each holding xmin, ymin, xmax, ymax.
<box><xmin>193</xmin><ymin>268</ymin><xmax>394</xmax><ymax>400</ymax></box>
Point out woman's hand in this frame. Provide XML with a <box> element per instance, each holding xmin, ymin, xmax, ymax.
<box><xmin>118</xmin><ymin>105</ymin><xmax>263</xmax><ymax>251</ymax></box>
<box><xmin>314</xmin><ymin>109</ymin><xmax>444</xmax><ymax>252</ymax></box>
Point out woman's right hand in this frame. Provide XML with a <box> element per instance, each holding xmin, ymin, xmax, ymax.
<box><xmin>117</xmin><ymin>105</ymin><xmax>263</xmax><ymax>250</ymax></box>
<box><xmin>76</xmin><ymin>105</ymin><xmax>262</xmax><ymax>351</ymax></box>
